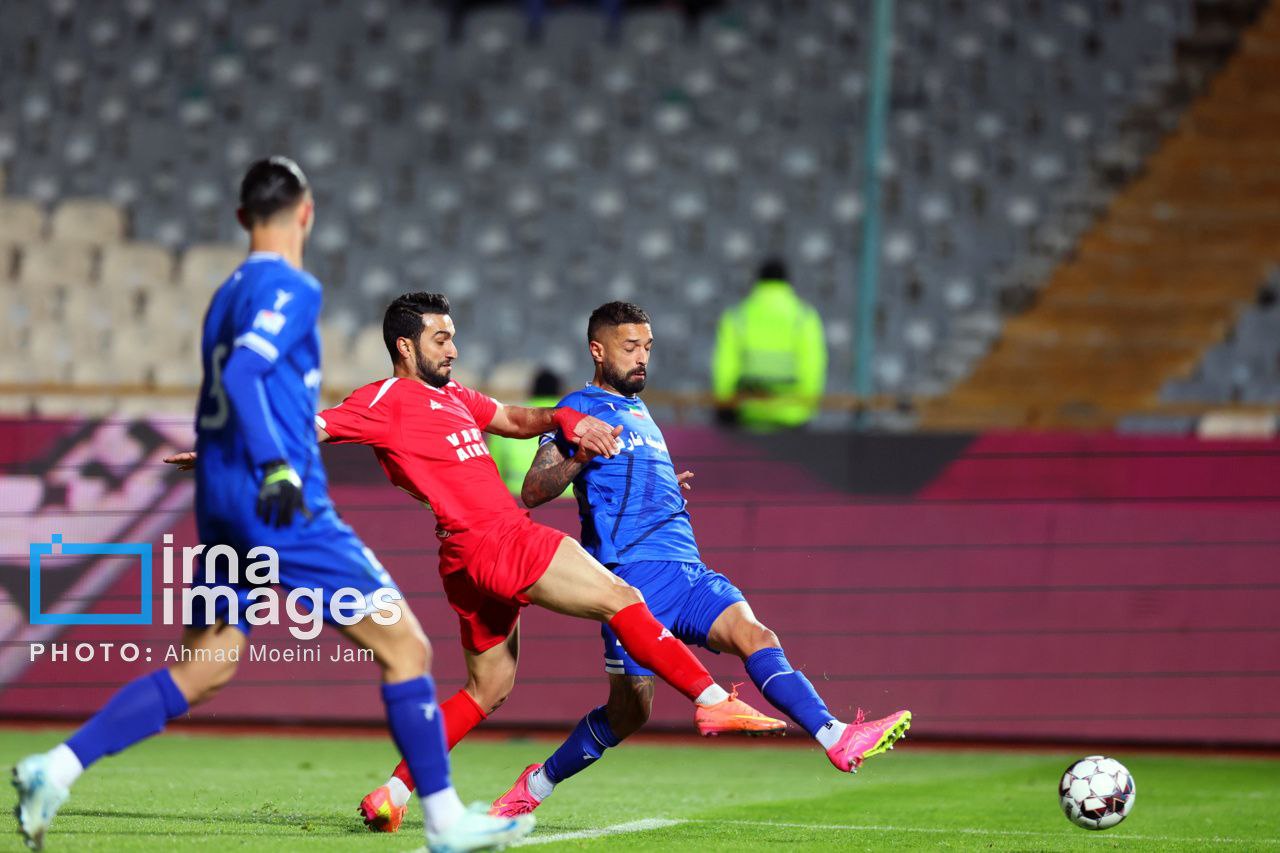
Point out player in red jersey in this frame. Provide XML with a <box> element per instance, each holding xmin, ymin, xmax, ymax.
<box><xmin>173</xmin><ymin>292</ymin><xmax>780</xmax><ymax>832</ymax></box>
<box><xmin>329</xmin><ymin>293</ymin><xmax>780</xmax><ymax>830</ymax></box>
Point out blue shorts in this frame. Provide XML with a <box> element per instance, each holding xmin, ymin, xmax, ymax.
<box><xmin>600</xmin><ymin>560</ymin><xmax>745</xmax><ymax>676</ymax></box>
<box><xmin>187</xmin><ymin>505</ymin><xmax>399</xmax><ymax>635</ymax></box>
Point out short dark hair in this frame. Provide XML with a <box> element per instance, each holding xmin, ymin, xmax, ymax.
<box><xmin>383</xmin><ymin>292</ymin><xmax>451</xmax><ymax>362</ymax></box>
<box><xmin>757</xmin><ymin>257</ymin><xmax>788</xmax><ymax>282</ymax></box>
<box><xmin>587</xmin><ymin>301</ymin><xmax>651</xmax><ymax>343</ymax></box>
<box><xmin>238</xmin><ymin>156</ymin><xmax>309</xmax><ymax>227</ymax></box>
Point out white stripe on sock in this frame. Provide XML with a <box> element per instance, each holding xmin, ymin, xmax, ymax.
<box><xmin>757</xmin><ymin>669</ymin><xmax>794</xmax><ymax>693</ymax></box>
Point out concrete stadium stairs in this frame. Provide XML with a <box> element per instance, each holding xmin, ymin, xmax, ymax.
<box><xmin>924</xmin><ymin>1</ymin><xmax>1280</xmax><ymax>429</ymax></box>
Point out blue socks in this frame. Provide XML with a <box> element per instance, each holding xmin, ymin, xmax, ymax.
<box><xmin>544</xmin><ymin>706</ymin><xmax>620</xmax><ymax>784</ymax></box>
<box><xmin>745</xmin><ymin>647</ymin><xmax>836</xmax><ymax>738</ymax></box>
<box><xmin>381</xmin><ymin>676</ymin><xmax>451</xmax><ymax>797</ymax></box>
<box><xmin>539</xmin><ymin>649</ymin><xmax>834</xmax><ymax>791</ymax></box>
<box><xmin>66</xmin><ymin>670</ymin><xmax>189</xmax><ymax>768</ymax></box>
<box><xmin>61</xmin><ymin>669</ymin><xmax>454</xmax><ymax>808</ymax></box>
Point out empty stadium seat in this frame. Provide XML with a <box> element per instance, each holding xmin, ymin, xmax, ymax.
<box><xmin>50</xmin><ymin>198</ymin><xmax>125</xmax><ymax>245</ymax></box>
<box><xmin>100</xmin><ymin>242</ymin><xmax>175</xmax><ymax>292</ymax></box>
<box><xmin>0</xmin><ymin>199</ymin><xmax>44</xmax><ymax>243</ymax></box>
<box><xmin>177</xmin><ymin>244</ymin><xmax>245</xmax><ymax>292</ymax></box>
<box><xmin>18</xmin><ymin>243</ymin><xmax>93</xmax><ymax>286</ymax></box>
<box><xmin>0</xmin><ymin>0</ymin><xmax>1203</xmax><ymax>401</ymax></box>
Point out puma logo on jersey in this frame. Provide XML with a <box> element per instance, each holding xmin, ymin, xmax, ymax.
<box><xmin>445</xmin><ymin>427</ymin><xmax>490</xmax><ymax>462</ymax></box>
<box><xmin>430</xmin><ymin>400</ymin><xmax>443</xmax><ymax>410</ymax></box>
<box><xmin>273</xmin><ymin>289</ymin><xmax>294</xmax><ymax>311</ymax></box>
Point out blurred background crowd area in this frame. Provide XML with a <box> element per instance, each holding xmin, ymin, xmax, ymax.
<box><xmin>1</xmin><ymin>0</ymin><xmax>1278</xmax><ymax>432</ymax></box>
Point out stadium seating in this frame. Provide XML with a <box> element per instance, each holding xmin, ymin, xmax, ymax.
<box><xmin>50</xmin><ymin>198</ymin><xmax>125</xmax><ymax>245</ymax></box>
<box><xmin>1163</xmin><ymin>268</ymin><xmax>1280</xmax><ymax>403</ymax></box>
<box><xmin>0</xmin><ymin>0</ymin><xmax>1220</xmax><ymax>416</ymax></box>
<box><xmin>926</xmin><ymin>0</ymin><xmax>1280</xmax><ymax>428</ymax></box>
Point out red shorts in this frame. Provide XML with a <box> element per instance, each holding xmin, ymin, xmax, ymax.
<box><xmin>438</xmin><ymin>514</ymin><xmax>566</xmax><ymax>653</ymax></box>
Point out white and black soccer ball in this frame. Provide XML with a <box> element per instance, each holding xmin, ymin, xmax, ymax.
<box><xmin>1059</xmin><ymin>755</ymin><xmax>1136</xmax><ymax>830</ymax></box>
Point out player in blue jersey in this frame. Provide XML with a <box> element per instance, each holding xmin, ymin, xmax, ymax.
<box><xmin>12</xmin><ymin>158</ymin><xmax>531</xmax><ymax>852</ymax></box>
<box><xmin>490</xmin><ymin>302</ymin><xmax>913</xmax><ymax>816</ymax></box>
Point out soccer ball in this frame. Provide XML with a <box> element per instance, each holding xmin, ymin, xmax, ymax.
<box><xmin>1059</xmin><ymin>755</ymin><xmax>1135</xmax><ymax>830</ymax></box>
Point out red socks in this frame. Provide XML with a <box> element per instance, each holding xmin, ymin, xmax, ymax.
<box><xmin>390</xmin><ymin>757</ymin><xmax>414</xmax><ymax>791</ymax></box>
<box><xmin>607</xmin><ymin>602</ymin><xmax>714</xmax><ymax>701</ymax></box>
<box><xmin>441</xmin><ymin>689</ymin><xmax>488</xmax><ymax>749</ymax></box>
<box><xmin>391</xmin><ymin>689</ymin><xmax>487</xmax><ymax>792</ymax></box>
<box><xmin>388</xmin><ymin>607</ymin><xmax>711</xmax><ymax>793</ymax></box>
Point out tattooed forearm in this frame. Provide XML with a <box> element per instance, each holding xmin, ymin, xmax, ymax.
<box><xmin>521</xmin><ymin>441</ymin><xmax>583</xmax><ymax>508</ymax></box>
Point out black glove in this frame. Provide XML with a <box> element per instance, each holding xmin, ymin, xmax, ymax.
<box><xmin>256</xmin><ymin>460</ymin><xmax>310</xmax><ymax>528</ymax></box>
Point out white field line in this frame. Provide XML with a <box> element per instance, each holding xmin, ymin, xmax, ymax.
<box><xmin>409</xmin><ymin>816</ymin><xmax>1279</xmax><ymax>850</ymax></box>
<box><xmin>515</xmin><ymin>818</ymin><xmax>684</xmax><ymax>845</ymax></box>
<box><xmin>404</xmin><ymin>819</ymin><xmax>682</xmax><ymax>853</ymax></box>
<box><xmin>692</xmin><ymin>818</ymin><xmax>1280</xmax><ymax>847</ymax></box>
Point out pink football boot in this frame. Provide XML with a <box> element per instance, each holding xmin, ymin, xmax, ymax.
<box><xmin>490</xmin><ymin>763</ymin><xmax>544</xmax><ymax>818</ymax></box>
<box><xmin>827</xmin><ymin>709</ymin><xmax>912</xmax><ymax>773</ymax></box>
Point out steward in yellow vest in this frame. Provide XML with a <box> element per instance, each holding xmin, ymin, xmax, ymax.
<box><xmin>712</xmin><ymin>259</ymin><xmax>827</xmax><ymax>430</ymax></box>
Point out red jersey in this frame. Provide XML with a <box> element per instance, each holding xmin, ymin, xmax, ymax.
<box><xmin>316</xmin><ymin>377</ymin><xmax>524</xmax><ymax>533</ymax></box>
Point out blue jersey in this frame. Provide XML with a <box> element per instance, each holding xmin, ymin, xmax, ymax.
<box><xmin>547</xmin><ymin>384</ymin><xmax>700</xmax><ymax>567</ymax></box>
<box><xmin>194</xmin><ymin>252</ymin><xmax>330</xmax><ymax>525</ymax></box>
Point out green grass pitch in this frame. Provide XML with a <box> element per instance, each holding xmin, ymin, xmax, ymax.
<box><xmin>4</xmin><ymin>727</ymin><xmax>1278</xmax><ymax>851</ymax></box>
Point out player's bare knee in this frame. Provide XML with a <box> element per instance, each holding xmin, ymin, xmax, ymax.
<box><xmin>750</xmin><ymin>623</ymin><xmax>781</xmax><ymax>653</ymax></box>
<box><xmin>171</xmin><ymin>658</ymin><xmax>237</xmax><ymax>706</ymax></box>
<box><xmin>408</xmin><ymin>632</ymin><xmax>433</xmax><ymax>676</ymax></box>
<box><xmin>485</xmin><ymin>685</ymin><xmax>513</xmax><ymax>714</ymax></box>
<box><xmin>381</xmin><ymin>627</ymin><xmax>432</xmax><ymax>682</ymax></box>
<box><xmin>205</xmin><ymin>660</ymin><xmax>238</xmax><ymax>700</ymax></box>
<box><xmin>585</xmin><ymin>582</ymin><xmax>644</xmax><ymax>623</ymax></box>
<box><xmin>731</xmin><ymin>619</ymin><xmax>780</xmax><ymax>658</ymax></box>
<box><xmin>610</xmin><ymin>583</ymin><xmax>645</xmax><ymax>614</ymax></box>
<box><xmin>492</xmin><ymin>665</ymin><xmax>517</xmax><ymax>710</ymax></box>
<box><xmin>467</xmin><ymin>665</ymin><xmax>516</xmax><ymax>714</ymax></box>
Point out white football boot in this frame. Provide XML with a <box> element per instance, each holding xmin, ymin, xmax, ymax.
<box><xmin>12</xmin><ymin>754</ymin><xmax>70</xmax><ymax>851</ymax></box>
<box><xmin>426</xmin><ymin>802</ymin><xmax>535</xmax><ymax>852</ymax></box>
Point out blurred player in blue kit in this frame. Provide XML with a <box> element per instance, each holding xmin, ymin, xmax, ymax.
<box><xmin>490</xmin><ymin>302</ymin><xmax>913</xmax><ymax>817</ymax></box>
<box><xmin>11</xmin><ymin>157</ymin><xmax>531</xmax><ymax>853</ymax></box>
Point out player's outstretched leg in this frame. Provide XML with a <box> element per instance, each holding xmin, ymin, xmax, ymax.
<box><xmin>361</xmin><ymin>624</ymin><xmax>518</xmax><ymax>832</ymax></box>
<box><xmin>524</xmin><ymin>538</ymin><xmax>775</xmax><ymax>727</ymax></box>
<box><xmin>708</xmin><ymin>601</ymin><xmax>911</xmax><ymax>773</ymax></box>
<box><xmin>340</xmin><ymin>602</ymin><xmax>533</xmax><ymax>851</ymax></box>
<box><xmin>492</xmin><ymin>674</ymin><xmax>650</xmax><ymax>816</ymax></box>
<box><xmin>12</xmin><ymin>624</ymin><xmax>243</xmax><ymax>850</ymax></box>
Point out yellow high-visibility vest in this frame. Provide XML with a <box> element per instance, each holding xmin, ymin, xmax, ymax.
<box><xmin>712</xmin><ymin>280</ymin><xmax>827</xmax><ymax>430</ymax></box>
